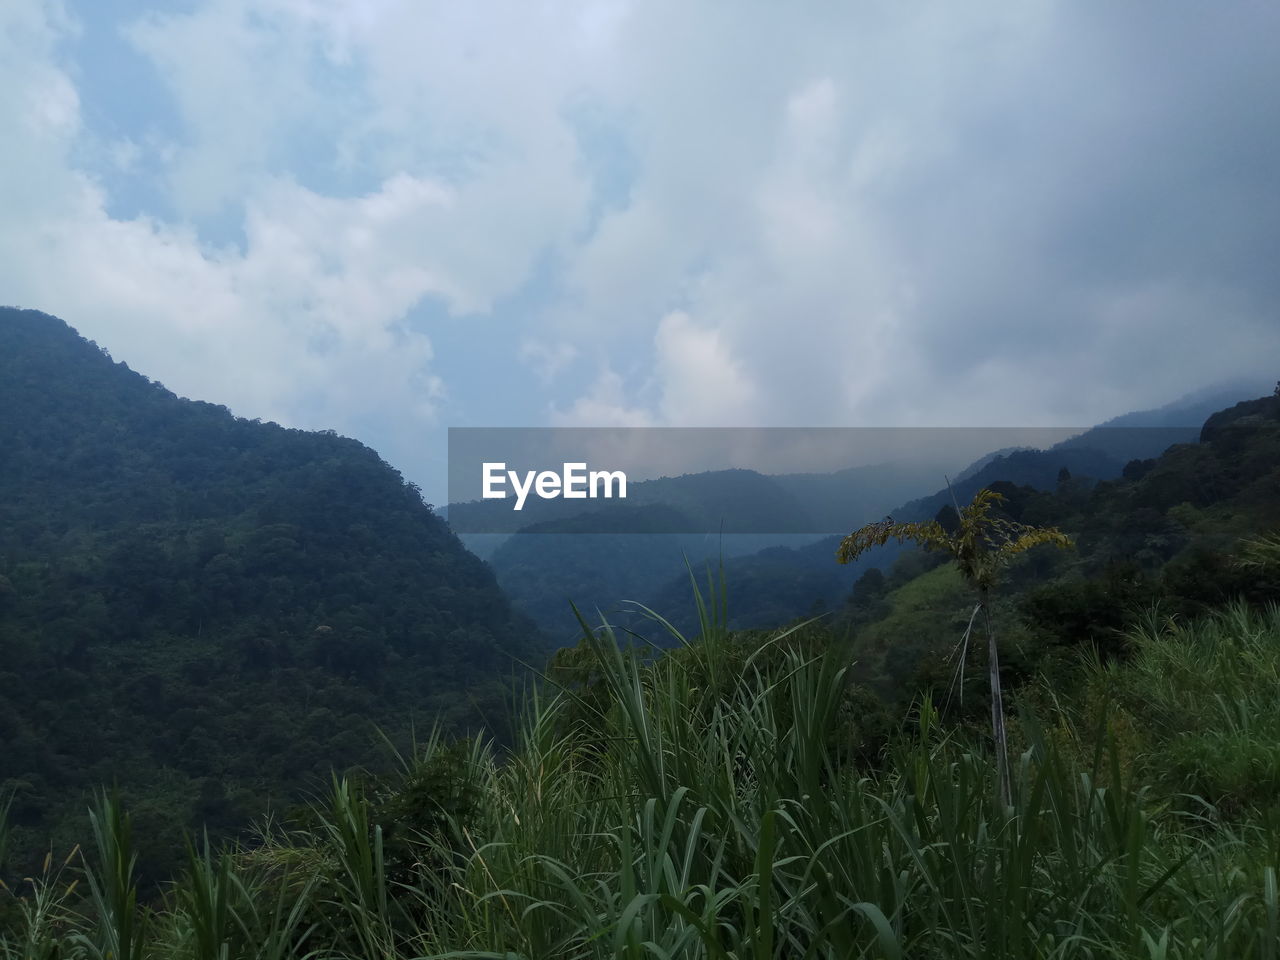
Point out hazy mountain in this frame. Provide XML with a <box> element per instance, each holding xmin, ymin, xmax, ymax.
<box><xmin>635</xmin><ymin>381</ymin><xmax>1277</xmax><ymax>638</ymax></box>
<box><xmin>768</xmin><ymin>461</ymin><xmax>948</xmax><ymax>532</ymax></box>
<box><xmin>472</xmin><ymin>383</ymin><xmax>1270</xmax><ymax>642</ymax></box>
<box><xmin>474</xmin><ymin>460</ymin><xmax>946</xmax><ymax>642</ymax></box>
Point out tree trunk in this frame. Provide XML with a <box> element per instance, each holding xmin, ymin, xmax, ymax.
<box><xmin>981</xmin><ymin>587</ymin><xmax>1011</xmax><ymax>808</ymax></box>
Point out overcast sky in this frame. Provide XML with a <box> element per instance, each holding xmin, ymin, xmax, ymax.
<box><xmin>3</xmin><ymin>1</ymin><xmax>1278</xmax><ymax>502</ymax></box>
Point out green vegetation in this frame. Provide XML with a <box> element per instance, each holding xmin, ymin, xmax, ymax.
<box><xmin>837</xmin><ymin>487</ymin><xmax>1073</xmax><ymax>804</ymax></box>
<box><xmin>1080</xmin><ymin>602</ymin><xmax>1280</xmax><ymax>814</ymax></box>
<box><xmin>838</xmin><ymin>392</ymin><xmax>1280</xmax><ymax>712</ymax></box>
<box><xmin>2</xmin><ymin>307</ymin><xmax>1278</xmax><ymax>955</ymax></box>
<box><xmin>0</xmin><ymin>308</ymin><xmax>540</xmax><ymax>881</ymax></box>
<box><xmin>4</xmin><ymin>591</ymin><xmax>1280</xmax><ymax>957</ymax></box>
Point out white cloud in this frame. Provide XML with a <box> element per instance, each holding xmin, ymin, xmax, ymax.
<box><xmin>519</xmin><ymin>338</ymin><xmax>578</xmax><ymax>384</ymax></box>
<box><xmin>124</xmin><ymin>1</ymin><xmax>319</xmax><ymax>217</ymax></box>
<box><xmin>653</xmin><ymin>311</ymin><xmax>759</xmax><ymax>426</ymax></box>
<box><xmin>551</xmin><ymin>366</ymin><xmax>654</xmax><ymax>428</ymax></box>
<box><xmin>547</xmin><ymin>1</ymin><xmax>1280</xmax><ymax>428</ymax></box>
<box><xmin>0</xmin><ymin>0</ymin><xmax>596</xmax><ymax>453</ymax></box>
<box><xmin>3</xmin><ymin>171</ymin><xmax>450</xmax><ymax>430</ymax></box>
<box><xmin>2</xmin><ymin>0</ymin><xmax>1279</xmax><ymax>504</ymax></box>
<box><xmin>0</xmin><ymin>3</ymin><xmax>446</xmax><ymax>434</ymax></box>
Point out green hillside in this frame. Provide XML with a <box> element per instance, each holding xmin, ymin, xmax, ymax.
<box><xmin>5</xmin><ymin>517</ymin><xmax>1280</xmax><ymax>956</ymax></box>
<box><xmin>0</xmin><ymin>308</ymin><xmax>540</xmax><ymax>880</ymax></box>
<box><xmin>838</xmin><ymin>392</ymin><xmax>1280</xmax><ymax>712</ymax></box>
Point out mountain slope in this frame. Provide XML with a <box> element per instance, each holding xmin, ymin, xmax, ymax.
<box><xmin>842</xmin><ymin>391</ymin><xmax>1280</xmax><ymax>702</ymax></box>
<box><xmin>0</xmin><ymin>307</ymin><xmax>538</xmax><ymax>879</ymax></box>
<box><xmin>479</xmin><ymin>457</ymin><xmax>939</xmax><ymax>643</ymax></box>
<box><xmin>639</xmin><ymin>384</ymin><xmax>1277</xmax><ymax>636</ymax></box>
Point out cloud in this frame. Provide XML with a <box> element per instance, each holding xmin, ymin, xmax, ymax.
<box><xmin>2</xmin><ymin>0</ymin><xmax>1279</xmax><ymax>501</ymax></box>
<box><xmin>0</xmin><ymin>3</ymin><xmax>446</xmax><ymax>434</ymax></box>
<box><xmin>519</xmin><ymin>338</ymin><xmax>578</xmax><ymax>384</ymax></box>
<box><xmin>548</xmin><ymin>1</ymin><xmax>1280</xmax><ymax>427</ymax></box>
<box><xmin>0</xmin><ymin>1</ymin><xmax>599</xmax><ymax>443</ymax></box>
<box><xmin>551</xmin><ymin>366</ymin><xmax>654</xmax><ymax>428</ymax></box>
<box><xmin>653</xmin><ymin>311</ymin><xmax>759</xmax><ymax>426</ymax></box>
<box><xmin>125</xmin><ymin>0</ymin><xmax>337</xmax><ymax>218</ymax></box>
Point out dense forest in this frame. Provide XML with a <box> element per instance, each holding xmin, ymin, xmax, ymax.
<box><xmin>0</xmin><ymin>308</ymin><xmax>542</xmax><ymax>881</ymax></box>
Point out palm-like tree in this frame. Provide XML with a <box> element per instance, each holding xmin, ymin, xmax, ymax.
<box><xmin>837</xmin><ymin>487</ymin><xmax>1072</xmax><ymax>805</ymax></box>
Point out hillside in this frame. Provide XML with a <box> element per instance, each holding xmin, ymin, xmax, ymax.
<box><xmin>637</xmin><ymin>386</ymin><xmax>1276</xmax><ymax>635</ymax></box>
<box><xmin>6</xmin><ymin>485</ymin><xmax>1279</xmax><ymax>955</ymax></box>
<box><xmin>0</xmin><ymin>308</ymin><xmax>540</xmax><ymax>879</ymax></box>
<box><xmin>474</xmin><ymin>460</ymin><xmax>946</xmax><ymax>642</ymax></box>
<box><xmin>840</xmin><ymin>390</ymin><xmax>1280</xmax><ymax>705</ymax></box>
<box><xmin>463</xmin><ymin>388</ymin><xmax>1268</xmax><ymax>643</ymax></box>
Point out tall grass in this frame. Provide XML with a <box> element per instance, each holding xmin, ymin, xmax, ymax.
<box><xmin>0</xmin><ymin>845</ymin><xmax>81</xmax><ymax>960</ymax></box>
<box><xmin>78</xmin><ymin>790</ymin><xmax>147</xmax><ymax>960</ymax></box>
<box><xmin>3</xmin><ymin>596</ymin><xmax>1280</xmax><ymax>957</ymax></box>
<box><xmin>1080</xmin><ymin>601</ymin><xmax>1280</xmax><ymax>813</ymax></box>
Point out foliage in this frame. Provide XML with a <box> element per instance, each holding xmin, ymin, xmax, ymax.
<box><xmin>837</xmin><ymin>392</ymin><xmax>1280</xmax><ymax>724</ymax></box>
<box><xmin>6</xmin><ymin>591</ymin><xmax>1280</xmax><ymax>957</ymax></box>
<box><xmin>1075</xmin><ymin>602</ymin><xmax>1280</xmax><ymax>815</ymax></box>
<box><xmin>838</xmin><ymin>488</ymin><xmax>1072</xmax><ymax>804</ymax></box>
<box><xmin>1238</xmin><ymin>533</ymin><xmax>1280</xmax><ymax>574</ymax></box>
<box><xmin>835</xmin><ymin>489</ymin><xmax>1072</xmax><ymax>587</ymax></box>
<box><xmin>0</xmin><ymin>308</ymin><xmax>539</xmax><ymax>882</ymax></box>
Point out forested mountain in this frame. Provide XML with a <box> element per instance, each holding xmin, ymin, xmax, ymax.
<box><xmin>461</xmin><ymin>457</ymin><xmax>948</xmax><ymax>643</ymax></box>
<box><xmin>478</xmin><ymin>460</ymin><xmax>936</xmax><ymax>644</ymax></box>
<box><xmin>0</xmin><ymin>313</ymin><xmax>1275</xmax><ymax>953</ymax></box>
<box><xmin>451</xmin><ymin>459</ymin><xmax>948</xmax><ymax>538</ymax></box>
<box><xmin>481</xmin><ymin>387</ymin><xmax>1269</xmax><ymax>642</ymax></box>
<box><xmin>838</xmin><ymin>390</ymin><xmax>1280</xmax><ymax>704</ymax></box>
<box><xmin>0</xmin><ymin>308</ymin><xmax>540</xmax><ymax>879</ymax></box>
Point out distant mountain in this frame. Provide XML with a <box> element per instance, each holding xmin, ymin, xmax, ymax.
<box><xmin>1049</xmin><ymin>380</ymin><xmax>1271</xmax><ymax>463</ymax></box>
<box><xmin>896</xmin><ymin>382</ymin><xmax>1274</xmax><ymax>527</ymax></box>
<box><xmin>951</xmin><ymin>446</ymin><xmax>1036</xmax><ymax>484</ymax></box>
<box><xmin>474</xmin><ymin>459</ymin><xmax>944</xmax><ymax>643</ymax></box>
<box><xmin>841</xmin><ymin>390</ymin><xmax>1280</xmax><ymax>703</ymax></box>
<box><xmin>634</xmin><ymin>382</ymin><xmax>1276</xmax><ymax>638</ymax></box>
<box><xmin>471</xmin><ymin>384</ymin><xmax>1272</xmax><ymax>644</ymax></box>
<box><xmin>768</xmin><ymin>461</ymin><xmax>947</xmax><ymax>532</ymax></box>
<box><xmin>891</xmin><ymin>446</ymin><xmax>1121</xmax><ymax>527</ymax></box>
<box><xmin>0</xmin><ymin>307</ymin><xmax>540</xmax><ymax>880</ymax></box>
<box><xmin>1096</xmin><ymin>379</ymin><xmax>1275</xmax><ymax>429</ymax></box>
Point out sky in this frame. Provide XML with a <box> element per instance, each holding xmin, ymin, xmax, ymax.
<box><xmin>2</xmin><ymin>0</ymin><xmax>1278</xmax><ymax>504</ymax></box>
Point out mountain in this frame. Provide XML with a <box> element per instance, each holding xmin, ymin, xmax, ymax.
<box><xmin>630</xmin><ymin>383</ymin><xmax>1277</xmax><ymax>637</ymax></box>
<box><xmin>768</xmin><ymin>460</ymin><xmax>948</xmax><ymax>532</ymax></box>
<box><xmin>476</xmin><ymin>460</ymin><xmax>942</xmax><ymax>643</ymax></box>
<box><xmin>469</xmin><ymin>385</ymin><xmax>1272</xmax><ymax>644</ymax></box>
<box><xmin>0</xmin><ymin>307</ymin><xmax>540</xmax><ymax>880</ymax></box>
<box><xmin>839</xmin><ymin>389</ymin><xmax>1280</xmax><ymax>703</ymax></box>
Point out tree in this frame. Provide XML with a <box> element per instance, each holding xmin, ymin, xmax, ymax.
<box><xmin>836</xmin><ymin>487</ymin><xmax>1072</xmax><ymax>805</ymax></box>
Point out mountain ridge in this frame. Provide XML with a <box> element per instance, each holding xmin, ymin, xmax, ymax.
<box><xmin>0</xmin><ymin>307</ymin><xmax>540</xmax><ymax>880</ymax></box>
